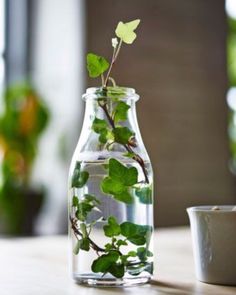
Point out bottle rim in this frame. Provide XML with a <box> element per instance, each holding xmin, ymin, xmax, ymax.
<box><xmin>82</xmin><ymin>86</ymin><xmax>140</xmax><ymax>101</ymax></box>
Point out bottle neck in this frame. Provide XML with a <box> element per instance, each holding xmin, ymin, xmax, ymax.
<box><xmin>76</xmin><ymin>96</ymin><xmax>149</xmax><ymax>162</ymax></box>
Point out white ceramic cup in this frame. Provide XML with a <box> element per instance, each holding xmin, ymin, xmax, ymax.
<box><xmin>187</xmin><ymin>205</ymin><xmax>236</xmax><ymax>286</ymax></box>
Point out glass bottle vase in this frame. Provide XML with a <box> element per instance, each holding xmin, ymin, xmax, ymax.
<box><xmin>68</xmin><ymin>87</ymin><xmax>154</xmax><ymax>287</ymax></box>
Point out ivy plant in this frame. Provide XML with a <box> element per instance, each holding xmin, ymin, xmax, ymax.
<box><xmin>70</xmin><ymin>19</ymin><xmax>154</xmax><ymax>279</ymax></box>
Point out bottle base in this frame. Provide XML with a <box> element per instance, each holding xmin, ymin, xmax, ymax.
<box><xmin>73</xmin><ymin>273</ymin><xmax>152</xmax><ymax>287</ymax></box>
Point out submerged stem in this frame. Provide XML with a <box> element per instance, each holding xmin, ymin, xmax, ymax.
<box><xmin>98</xmin><ymin>101</ymin><xmax>149</xmax><ymax>184</ymax></box>
<box><xmin>70</xmin><ymin>216</ymin><xmax>106</xmax><ymax>253</ymax></box>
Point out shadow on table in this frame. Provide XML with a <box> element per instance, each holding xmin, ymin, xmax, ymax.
<box><xmin>71</xmin><ymin>279</ymin><xmax>197</xmax><ymax>295</ymax></box>
<box><xmin>149</xmin><ymin>279</ymin><xmax>195</xmax><ymax>294</ymax></box>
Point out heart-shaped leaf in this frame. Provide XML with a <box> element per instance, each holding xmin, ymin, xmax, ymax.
<box><xmin>87</xmin><ymin>53</ymin><xmax>109</xmax><ymax>78</ymax></box>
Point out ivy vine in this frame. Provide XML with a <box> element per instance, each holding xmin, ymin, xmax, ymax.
<box><xmin>70</xmin><ymin>19</ymin><xmax>153</xmax><ymax>279</ymax></box>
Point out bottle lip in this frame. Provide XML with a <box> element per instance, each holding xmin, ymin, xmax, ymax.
<box><xmin>82</xmin><ymin>86</ymin><xmax>140</xmax><ymax>101</ymax></box>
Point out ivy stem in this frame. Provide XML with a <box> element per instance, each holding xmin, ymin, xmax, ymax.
<box><xmin>70</xmin><ymin>216</ymin><xmax>106</xmax><ymax>253</ymax></box>
<box><xmin>101</xmin><ymin>73</ymin><xmax>105</xmax><ymax>86</ymax></box>
<box><xmin>104</xmin><ymin>39</ymin><xmax>122</xmax><ymax>87</ymax></box>
<box><xmin>98</xmin><ymin>101</ymin><xmax>149</xmax><ymax>184</ymax></box>
<box><xmin>70</xmin><ymin>216</ymin><xmax>124</xmax><ymax>256</ymax></box>
<box><xmin>108</xmin><ymin>77</ymin><xmax>116</xmax><ymax>87</ymax></box>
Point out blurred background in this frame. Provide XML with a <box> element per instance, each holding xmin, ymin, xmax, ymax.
<box><xmin>0</xmin><ymin>0</ymin><xmax>236</xmax><ymax>235</ymax></box>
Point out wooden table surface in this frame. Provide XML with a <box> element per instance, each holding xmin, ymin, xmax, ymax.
<box><xmin>0</xmin><ymin>227</ymin><xmax>235</xmax><ymax>295</ymax></box>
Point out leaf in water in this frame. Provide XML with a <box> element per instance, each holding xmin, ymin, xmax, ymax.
<box><xmin>101</xmin><ymin>178</ymin><xmax>133</xmax><ymax>204</ymax></box>
<box><xmin>135</xmin><ymin>186</ymin><xmax>153</xmax><ymax>204</ymax></box>
<box><xmin>109</xmin><ymin>158</ymin><xmax>138</xmax><ymax>186</ymax></box>
<box><xmin>115</xmin><ymin>19</ymin><xmax>141</xmax><ymax>44</ymax></box>
<box><xmin>120</xmin><ymin>221</ymin><xmax>153</xmax><ymax>245</ymax></box>
<box><xmin>127</xmin><ymin>251</ymin><xmax>137</xmax><ymax>257</ymax></box>
<box><xmin>105</xmin><ymin>243</ymin><xmax>113</xmax><ymax>252</ymax></box>
<box><xmin>72</xmin><ymin>196</ymin><xmax>79</xmax><ymax>207</ymax></box>
<box><xmin>86</xmin><ymin>53</ymin><xmax>109</xmax><ymax>78</ymax></box>
<box><xmin>92</xmin><ymin>117</ymin><xmax>108</xmax><ymax>133</ymax></box>
<box><xmin>74</xmin><ymin>194</ymin><xmax>100</xmax><ymax>221</ymax></box>
<box><xmin>108</xmin><ymin>263</ymin><xmax>125</xmax><ymax>278</ymax></box>
<box><xmin>80</xmin><ymin>223</ymin><xmax>88</xmax><ymax>237</ymax></box>
<box><xmin>113</xmin><ymin>126</ymin><xmax>134</xmax><ymax>145</ymax></box>
<box><xmin>137</xmin><ymin>247</ymin><xmax>149</xmax><ymax>261</ymax></box>
<box><xmin>80</xmin><ymin>238</ymin><xmax>90</xmax><ymax>251</ymax></box>
<box><xmin>76</xmin><ymin>203</ymin><xmax>93</xmax><ymax>221</ymax></box>
<box><xmin>73</xmin><ymin>238</ymin><xmax>90</xmax><ymax>254</ymax></box>
<box><xmin>91</xmin><ymin>251</ymin><xmax>119</xmax><ymax>273</ymax></box>
<box><xmin>92</xmin><ymin>117</ymin><xmax>109</xmax><ymax>144</ymax></box>
<box><xmin>103</xmin><ymin>216</ymin><xmax>121</xmax><ymax>237</ymax></box>
<box><xmin>84</xmin><ymin>194</ymin><xmax>101</xmax><ymax>205</ymax></box>
<box><xmin>101</xmin><ymin>159</ymin><xmax>137</xmax><ymax>204</ymax></box>
<box><xmin>113</xmin><ymin>190</ymin><xmax>134</xmax><ymax>204</ymax></box>
<box><xmin>116</xmin><ymin>239</ymin><xmax>128</xmax><ymax>247</ymax></box>
<box><xmin>109</xmin><ymin>158</ymin><xmax>127</xmax><ymax>181</ymax></box>
<box><xmin>114</xmin><ymin>101</ymin><xmax>130</xmax><ymax>123</ymax></box>
<box><xmin>101</xmin><ymin>177</ymin><xmax>124</xmax><ymax>195</ymax></box>
<box><xmin>71</xmin><ymin>161</ymin><xmax>89</xmax><ymax>188</ymax></box>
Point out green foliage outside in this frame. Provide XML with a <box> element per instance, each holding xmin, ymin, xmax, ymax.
<box><xmin>0</xmin><ymin>83</ymin><xmax>49</xmax><ymax>234</ymax></box>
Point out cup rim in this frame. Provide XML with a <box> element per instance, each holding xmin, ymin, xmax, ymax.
<box><xmin>187</xmin><ymin>205</ymin><xmax>236</xmax><ymax>213</ymax></box>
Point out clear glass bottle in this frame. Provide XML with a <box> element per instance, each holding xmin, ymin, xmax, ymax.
<box><xmin>68</xmin><ymin>87</ymin><xmax>154</xmax><ymax>287</ymax></box>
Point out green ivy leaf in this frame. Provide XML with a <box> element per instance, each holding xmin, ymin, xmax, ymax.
<box><xmin>109</xmin><ymin>158</ymin><xmax>138</xmax><ymax>186</ymax></box>
<box><xmin>103</xmin><ymin>216</ymin><xmax>121</xmax><ymax>237</ymax></box>
<box><xmin>116</xmin><ymin>239</ymin><xmax>128</xmax><ymax>247</ymax></box>
<box><xmin>71</xmin><ymin>162</ymin><xmax>89</xmax><ymax>188</ymax></box>
<box><xmin>72</xmin><ymin>196</ymin><xmax>79</xmax><ymax>207</ymax></box>
<box><xmin>80</xmin><ymin>238</ymin><xmax>90</xmax><ymax>251</ymax></box>
<box><xmin>86</xmin><ymin>53</ymin><xmax>109</xmax><ymax>78</ymax></box>
<box><xmin>99</xmin><ymin>129</ymin><xmax>109</xmax><ymax>144</ymax></box>
<box><xmin>115</xmin><ymin>19</ymin><xmax>141</xmax><ymax>44</ymax></box>
<box><xmin>76</xmin><ymin>203</ymin><xmax>93</xmax><ymax>221</ymax></box>
<box><xmin>105</xmin><ymin>243</ymin><xmax>113</xmax><ymax>252</ymax></box>
<box><xmin>135</xmin><ymin>186</ymin><xmax>153</xmax><ymax>204</ymax></box>
<box><xmin>84</xmin><ymin>194</ymin><xmax>101</xmax><ymax>205</ymax></box>
<box><xmin>101</xmin><ymin>158</ymin><xmax>138</xmax><ymax>204</ymax></box>
<box><xmin>73</xmin><ymin>238</ymin><xmax>90</xmax><ymax>255</ymax></box>
<box><xmin>113</xmin><ymin>126</ymin><xmax>134</xmax><ymax>145</ymax></box>
<box><xmin>101</xmin><ymin>178</ymin><xmax>133</xmax><ymax>204</ymax></box>
<box><xmin>92</xmin><ymin>117</ymin><xmax>109</xmax><ymax>144</ymax></box>
<box><xmin>92</xmin><ymin>117</ymin><xmax>108</xmax><ymax>133</ymax></box>
<box><xmin>114</xmin><ymin>101</ymin><xmax>130</xmax><ymax>123</ymax></box>
<box><xmin>80</xmin><ymin>223</ymin><xmax>88</xmax><ymax>237</ymax></box>
<box><xmin>101</xmin><ymin>177</ymin><xmax>124</xmax><ymax>195</ymax></box>
<box><xmin>91</xmin><ymin>251</ymin><xmax>119</xmax><ymax>273</ymax></box>
<box><xmin>108</xmin><ymin>263</ymin><xmax>125</xmax><ymax>278</ymax></box>
<box><xmin>120</xmin><ymin>221</ymin><xmax>152</xmax><ymax>245</ymax></box>
<box><xmin>136</xmin><ymin>247</ymin><xmax>153</xmax><ymax>262</ymax></box>
<box><xmin>74</xmin><ymin>194</ymin><xmax>100</xmax><ymax>221</ymax></box>
<box><xmin>128</xmin><ymin>251</ymin><xmax>137</xmax><ymax>257</ymax></box>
